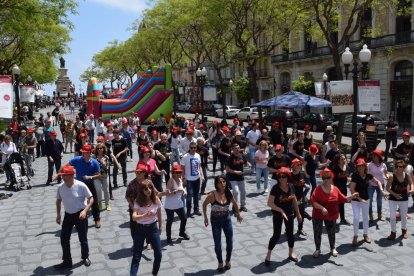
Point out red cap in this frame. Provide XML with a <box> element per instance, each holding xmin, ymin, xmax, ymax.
<box><xmin>58</xmin><ymin>165</ymin><xmax>76</xmax><ymax>176</ymax></box>
<box><xmin>402</xmin><ymin>131</ymin><xmax>411</xmax><ymax>138</ymax></box>
<box><xmin>320</xmin><ymin>168</ymin><xmax>335</xmax><ymax>180</ymax></box>
<box><xmin>222</xmin><ymin>126</ymin><xmax>230</xmax><ymax>133</ymax></box>
<box><xmin>291</xmin><ymin>158</ymin><xmax>302</xmax><ymax>168</ymax></box>
<box><xmin>304</xmin><ymin>124</ymin><xmax>311</xmax><ymax>131</ymax></box>
<box><xmin>49</xmin><ymin>130</ymin><xmax>57</xmax><ymax>136</ymax></box>
<box><xmin>27</xmin><ymin>128</ymin><xmax>35</xmax><ymax>133</ymax></box>
<box><xmin>309</xmin><ymin>144</ymin><xmax>319</xmax><ymax>153</ymax></box>
<box><xmin>371</xmin><ymin>149</ymin><xmax>383</xmax><ymax>160</ymax></box>
<box><xmin>134</xmin><ymin>163</ymin><xmax>147</xmax><ymax>173</ymax></box>
<box><xmin>171</xmin><ymin>164</ymin><xmax>184</xmax><ymax>172</ymax></box>
<box><xmin>185</xmin><ymin>129</ymin><xmax>194</xmax><ymax>134</ymax></box>
<box><xmin>132</xmin><ymin>125</ymin><xmax>137</xmax><ymax>131</ymax></box>
<box><xmin>150</xmin><ymin>118</ymin><xmax>156</xmax><ymax>123</ymax></box>
<box><xmin>106</xmin><ymin>123</ymin><xmax>112</xmax><ymax>127</ymax></box>
<box><xmin>233</xmin><ymin>118</ymin><xmax>239</xmax><ymax>123</ymax></box>
<box><xmin>96</xmin><ymin>136</ymin><xmax>105</xmax><ymax>142</ymax></box>
<box><xmin>355</xmin><ymin>158</ymin><xmax>367</xmax><ymax>167</ymax></box>
<box><xmin>213</xmin><ymin>120</ymin><xmax>219</xmax><ymax>125</ymax></box>
<box><xmin>140</xmin><ymin>146</ymin><xmax>151</xmax><ymax>153</ymax></box>
<box><xmin>79</xmin><ymin>133</ymin><xmax>87</xmax><ymax>138</ymax></box>
<box><xmin>274</xmin><ymin>144</ymin><xmax>283</xmax><ymax>151</ymax></box>
<box><xmin>121</xmin><ymin>118</ymin><xmax>128</xmax><ymax>124</ymax></box>
<box><xmin>198</xmin><ymin>123</ymin><xmax>204</xmax><ymax>129</ymax></box>
<box><xmin>139</xmin><ymin>129</ymin><xmax>146</xmax><ymax>133</ymax></box>
<box><xmin>277</xmin><ymin>167</ymin><xmax>291</xmax><ymax>177</ymax></box>
<box><xmin>189</xmin><ymin>121</ymin><xmax>195</xmax><ymax>126</ymax></box>
<box><xmin>151</xmin><ymin>130</ymin><xmax>158</xmax><ymax>135</ymax></box>
<box><xmin>272</xmin><ymin>121</ymin><xmax>280</xmax><ymax>127</ymax></box>
<box><xmin>80</xmin><ymin>145</ymin><xmax>93</xmax><ymax>153</ymax></box>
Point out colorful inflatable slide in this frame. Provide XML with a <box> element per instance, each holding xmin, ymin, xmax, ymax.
<box><xmin>86</xmin><ymin>64</ymin><xmax>173</xmax><ymax>123</ymax></box>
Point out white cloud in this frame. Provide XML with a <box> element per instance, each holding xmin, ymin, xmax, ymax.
<box><xmin>91</xmin><ymin>0</ymin><xmax>149</xmax><ymax>14</ymax></box>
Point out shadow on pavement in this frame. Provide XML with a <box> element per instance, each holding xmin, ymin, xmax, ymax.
<box><xmin>108</xmin><ymin>247</ymin><xmax>132</xmax><ymax>260</ymax></box>
<box><xmin>374</xmin><ymin>237</ymin><xmax>404</xmax><ymax>247</ymax></box>
<box><xmin>35</xmin><ymin>230</ymin><xmax>61</xmax><ymax>238</ymax></box>
<box><xmin>296</xmin><ymin>253</ymin><xmax>343</xmax><ymax>268</ymax></box>
<box><xmin>31</xmin><ymin>262</ymin><xmax>83</xmax><ymax>276</ymax></box>
<box><xmin>255</xmin><ymin>209</ymin><xmax>272</xmax><ymax>218</ymax></box>
<box><xmin>250</xmin><ymin>259</ymin><xmax>289</xmax><ymax>274</ymax></box>
<box><xmin>184</xmin><ymin>268</ymin><xmax>223</xmax><ymax>276</ymax></box>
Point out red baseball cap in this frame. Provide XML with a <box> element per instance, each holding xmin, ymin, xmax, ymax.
<box><xmin>134</xmin><ymin>163</ymin><xmax>147</xmax><ymax>173</ymax></box>
<box><xmin>320</xmin><ymin>168</ymin><xmax>335</xmax><ymax>180</ymax></box>
<box><xmin>140</xmin><ymin>146</ymin><xmax>151</xmax><ymax>153</ymax></box>
<box><xmin>309</xmin><ymin>144</ymin><xmax>319</xmax><ymax>153</ymax></box>
<box><xmin>80</xmin><ymin>145</ymin><xmax>93</xmax><ymax>153</ymax></box>
<box><xmin>291</xmin><ymin>158</ymin><xmax>302</xmax><ymax>168</ymax></box>
<box><xmin>27</xmin><ymin>128</ymin><xmax>35</xmax><ymax>133</ymax></box>
<box><xmin>49</xmin><ymin>130</ymin><xmax>57</xmax><ymax>136</ymax></box>
<box><xmin>304</xmin><ymin>124</ymin><xmax>311</xmax><ymax>131</ymax></box>
<box><xmin>79</xmin><ymin>133</ymin><xmax>87</xmax><ymax>138</ymax></box>
<box><xmin>96</xmin><ymin>136</ymin><xmax>105</xmax><ymax>142</ymax></box>
<box><xmin>139</xmin><ymin>129</ymin><xmax>146</xmax><ymax>133</ymax></box>
<box><xmin>150</xmin><ymin>118</ymin><xmax>156</xmax><ymax>123</ymax></box>
<box><xmin>274</xmin><ymin>144</ymin><xmax>283</xmax><ymax>151</ymax></box>
<box><xmin>171</xmin><ymin>164</ymin><xmax>184</xmax><ymax>173</ymax></box>
<box><xmin>185</xmin><ymin>129</ymin><xmax>194</xmax><ymax>134</ymax></box>
<box><xmin>58</xmin><ymin>165</ymin><xmax>75</xmax><ymax>176</ymax></box>
<box><xmin>121</xmin><ymin>118</ymin><xmax>128</xmax><ymax>124</ymax></box>
<box><xmin>355</xmin><ymin>158</ymin><xmax>367</xmax><ymax>167</ymax></box>
<box><xmin>277</xmin><ymin>167</ymin><xmax>291</xmax><ymax>177</ymax></box>
<box><xmin>371</xmin><ymin>149</ymin><xmax>383</xmax><ymax>160</ymax></box>
<box><xmin>272</xmin><ymin>121</ymin><xmax>280</xmax><ymax>127</ymax></box>
<box><xmin>402</xmin><ymin>131</ymin><xmax>411</xmax><ymax>138</ymax></box>
<box><xmin>151</xmin><ymin>130</ymin><xmax>158</xmax><ymax>135</ymax></box>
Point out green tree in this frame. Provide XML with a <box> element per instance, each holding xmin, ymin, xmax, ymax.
<box><xmin>0</xmin><ymin>0</ymin><xmax>77</xmax><ymax>83</ymax></box>
<box><xmin>232</xmin><ymin>77</ymin><xmax>251</xmax><ymax>103</ymax></box>
<box><xmin>292</xmin><ymin>76</ymin><xmax>315</xmax><ymax>96</ymax></box>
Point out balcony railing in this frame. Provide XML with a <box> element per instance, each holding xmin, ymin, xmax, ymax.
<box><xmin>271</xmin><ymin>31</ymin><xmax>414</xmax><ymax>64</ymax></box>
<box><xmin>256</xmin><ymin>69</ymin><xmax>270</xmax><ymax>78</ymax></box>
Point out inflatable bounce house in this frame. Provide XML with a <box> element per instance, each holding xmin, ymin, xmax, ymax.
<box><xmin>86</xmin><ymin>64</ymin><xmax>173</xmax><ymax>123</ymax></box>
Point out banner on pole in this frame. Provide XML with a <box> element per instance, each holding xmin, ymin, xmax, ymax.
<box><xmin>329</xmin><ymin>80</ymin><xmax>354</xmax><ymax>113</ymax></box>
<box><xmin>358</xmin><ymin>80</ymin><xmax>380</xmax><ymax>113</ymax></box>
<box><xmin>314</xmin><ymin>82</ymin><xmax>331</xmax><ymax>98</ymax></box>
<box><xmin>0</xmin><ymin>75</ymin><xmax>14</xmax><ymax>119</ymax></box>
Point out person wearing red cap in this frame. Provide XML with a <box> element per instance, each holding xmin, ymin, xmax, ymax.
<box><xmin>154</xmin><ymin>133</ymin><xmax>172</xmax><ymax>183</ymax></box>
<box><xmin>265</xmin><ymin>167</ymin><xmax>302</xmax><ymax>265</ymax></box>
<box><xmin>268</xmin><ymin>121</ymin><xmax>285</xmax><ymax>152</ymax></box>
<box><xmin>218</xmin><ymin>128</ymin><xmax>233</xmax><ymax>173</ymax></box>
<box><xmin>44</xmin><ymin>130</ymin><xmax>64</xmax><ymax>185</ymax></box>
<box><xmin>120</xmin><ymin>118</ymin><xmax>135</xmax><ymax>161</ymax></box>
<box><xmin>157</xmin><ymin>113</ymin><xmax>168</xmax><ymax>134</ymax></box>
<box><xmin>246</xmin><ymin>122</ymin><xmax>261</xmax><ymax>174</ymax></box>
<box><xmin>350</xmin><ymin>158</ymin><xmax>384</xmax><ymax>246</ymax></box>
<box><xmin>63</xmin><ymin>144</ymin><xmax>102</xmax><ymax>228</ymax></box>
<box><xmin>303</xmin><ymin>144</ymin><xmax>322</xmax><ymax>195</ymax></box>
<box><xmin>331</xmin><ymin>153</ymin><xmax>351</xmax><ymax>225</ymax></box>
<box><xmin>267</xmin><ymin>144</ymin><xmax>292</xmax><ymax>190</ymax></box>
<box><xmin>96</xmin><ymin>117</ymin><xmax>105</xmax><ymax>138</ymax></box>
<box><xmin>150</xmin><ymin>129</ymin><xmax>160</xmax><ymax>145</ymax></box>
<box><xmin>147</xmin><ymin>118</ymin><xmax>158</xmax><ymax>136</ymax></box>
<box><xmin>112</xmin><ymin>129</ymin><xmax>129</xmax><ymax>187</ymax></box>
<box><xmin>92</xmin><ymin>144</ymin><xmax>112</xmax><ymax>211</ymax></box>
<box><xmin>169</xmin><ymin>127</ymin><xmax>182</xmax><ymax>164</ymax></box>
<box><xmin>54</xmin><ymin>165</ymin><xmax>93</xmax><ymax>269</ymax></box>
<box><xmin>44</xmin><ymin>118</ymin><xmax>55</xmax><ymax>141</ymax></box>
<box><xmin>255</xmin><ymin>140</ymin><xmax>270</xmax><ymax>194</ymax></box>
<box><xmin>164</xmin><ymin>164</ymin><xmax>189</xmax><ymax>244</ymax></box>
<box><xmin>231</xmin><ymin>118</ymin><xmax>241</xmax><ymax>133</ymax></box>
<box><xmin>386</xmin><ymin>159</ymin><xmax>414</xmax><ymax>240</ymax></box>
<box><xmin>74</xmin><ymin>131</ymin><xmax>89</xmax><ymax>157</ymax></box>
<box><xmin>384</xmin><ymin>114</ymin><xmax>399</xmax><ymax>162</ymax></box>
<box><xmin>395</xmin><ymin>131</ymin><xmax>414</xmax><ymax>165</ymax></box>
<box><xmin>179</xmin><ymin>129</ymin><xmax>196</xmax><ymax>156</ymax></box>
<box><xmin>109</xmin><ymin>114</ymin><xmax>119</xmax><ymax>129</ymax></box>
<box><xmin>84</xmin><ymin>114</ymin><xmax>96</xmax><ymax>144</ymax></box>
<box><xmin>136</xmin><ymin>128</ymin><xmax>150</xmax><ymax>157</ymax></box>
<box><xmin>367</xmin><ymin>149</ymin><xmax>388</xmax><ymax>221</ymax></box>
<box><xmin>64</xmin><ymin>119</ymin><xmax>75</xmax><ymax>153</ymax></box>
<box><xmin>303</xmin><ymin>125</ymin><xmax>313</xmax><ymax>151</ymax></box>
<box><xmin>311</xmin><ymin>168</ymin><xmax>359</xmax><ymax>258</ymax></box>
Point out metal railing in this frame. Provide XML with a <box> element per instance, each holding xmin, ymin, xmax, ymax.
<box><xmin>271</xmin><ymin>31</ymin><xmax>414</xmax><ymax>64</ymax></box>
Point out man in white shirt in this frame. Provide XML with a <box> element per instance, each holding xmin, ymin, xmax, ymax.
<box><xmin>179</xmin><ymin>129</ymin><xmax>197</xmax><ymax>157</ymax></box>
<box><xmin>84</xmin><ymin>114</ymin><xmax>96</xmax><ymax>144</ymax></box>
<box><xmin>54</xmin><ymin>165</ymin><xmax>93</xmax><ymax>270</ymax></box>
<box><xmin>246</xmin><ymin>122</ymin><xmax>261</xmax><ymax>174</ymax></box>
<box><xmin>181</xmin><ymin>142</ymin><xmax>204</xmax><ymax>217</ymax></box>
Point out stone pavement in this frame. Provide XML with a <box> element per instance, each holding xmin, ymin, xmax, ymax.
<box><xmin>1</xmin><ymin>108</ymin><xmax>414</xmax><ymax>275</ymax></box>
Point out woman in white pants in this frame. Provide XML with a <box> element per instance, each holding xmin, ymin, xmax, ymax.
<box><xmin>350</xmin><ymin>158</ymin><xmax>385</xmax><ymax>246</ymax></box>
<box><xmin>386</xmin><ymin>159</ymin><xmax>414</xmax><ymax>240</ymax></box>
<box><xmin>93</xmin><ymin>144</ymin><xmax>111</xmax><ymax>211</ymax></box>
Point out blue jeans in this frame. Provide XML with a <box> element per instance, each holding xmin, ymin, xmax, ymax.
<box><xmin>171</xmin><ymin>148</ymin><xmax>180</xmax><ymax>164</ymax></box>
<box><xmin>126</xmin><ymin>138</ymin><xmax>133</xmax><ymax>159</ymax></box>
<box><xmin>248</xmin><ymin>147</ymin><xmax>257</xmax><ymax>172</ymax></box>
<box><xmin>130</xmin><ymin>222</ymin><xmax>162</xmax><ymax>276</ymax></box>
<box><xmin>304</xmin><ymin>175</ymin><xmax>316</xmax><ymax>197</ymax></box>
<box><xmin>211</xmin><ymin>215</ymin><xmax>233</xmax><ymax>263</ymax></box>
<box><xmin>255</xmin><ymin>167</ymin><xmax>268</xmax><ymax>190</ymax></box>
<box><xmin>368</xmin><ymin>185</ymin><xmax>382</xmax><ymax>215</ymax></box>
<box><xmin>186</xmin><ymin>178</ymin><xmax>200</xmax><ymax>213</ymax></box>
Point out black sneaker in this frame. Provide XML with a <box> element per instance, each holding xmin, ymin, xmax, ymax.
<box><xmin>54</xmin><ymin>261</ymin><xmax>72</xmax><ymax>270</ymax></box>
<box><xmin>113</xmin><ymin>184</ymin><xmax>118</xmax><ymax>189</ymax></box>
<box><xmin>240</xmin><ymin>207</ymin><xmax>248</xmax><ymax>212</ymax></box>
<box><xmin>166</xmin><ymin>238</ymin><xmax>173</xmax><ymax>245</ymax></box>
<box><xmin>340</xmin><ymin>219</ymin><xmax>352</xmax><ymax>226</ymax></box>
<box><xmin>194</xmin><ymin>210</ymin><xmax>202</xmax><ymax>216</ymax></box>
<box><xmin>82</xmin><ymin>258</ymin><xmax>91</xmax><ymax>267</ymax></box>
<box><xmin>179</xmin><ymin>233</ymin><xmax>190</xmax><ymax>240</ymax></box>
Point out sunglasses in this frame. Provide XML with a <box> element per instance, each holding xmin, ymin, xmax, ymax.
<box><xmin>97</xmin><ymin>148</ymin><xmax>104</xmax><ymax>150</ymax></box>
<box><xmin>396</xmin><ymin>165</ymin><xmax>404</xmax><ymax>169</ymax></box>
<box><xmin>322</xmin><ymin>176</ymin><xmax>331</xmax><ymax>180</ymax></box>
<box><xmin>173</xmin><ymin>171</ymin><xmax>182</xmax><ymax>174</ymax></box>
<box><xmin>279</xmin><ymin>175</ymin><xmax>288</xmax><ymax>178</ymax></box>
<box><xmin>190</xmin><ymin>147</ymin><xmax>197</xmax><ymax>149</ymax></box>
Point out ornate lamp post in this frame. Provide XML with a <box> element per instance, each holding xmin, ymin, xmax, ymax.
<box><xmin>322</xmin><ymin>73</ymin><xmax>328</xmax><ymax>113</ymax></box>
<box><xmin>229</xmin><ymin>79</ymin><xmax>233</xmax><ymax>105</ymax></box>
<box><xmin>341</xmin><ymin>44</ymin><xmax>372</xmax><ymax>143</ymax></box>
<box><xmin>196</xmin><ymin>67</ymin><xmax>207</xmax><ymax>122</ymax></box>
<box><xmin>12</xmin><ymin>64</ymin><xmax>21</xmax><ymax>123</ymax></box>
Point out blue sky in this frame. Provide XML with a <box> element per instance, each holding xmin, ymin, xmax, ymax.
<box><xmin>45</xmin><ymin>0</ymin><xmax>150</xmax><ymax>96</ymax></box>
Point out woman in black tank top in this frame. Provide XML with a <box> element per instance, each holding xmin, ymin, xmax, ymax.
<box><xmin>386</xmin><ymin>159</ymin><xmax>414</xmax><ymax>240</ymax></box>
<box><xmin>202</xmin><ymin>175</ymin><xmax>243</xmax><ymax>272</ymax></box>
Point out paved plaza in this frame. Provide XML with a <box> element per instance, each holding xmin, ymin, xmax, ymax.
<box><xmin>1</xmin><ymin>109</ymin><xmax>414</xmax><ymax>276</ymax></box>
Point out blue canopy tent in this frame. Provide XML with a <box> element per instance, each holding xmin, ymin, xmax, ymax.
<box><xmin>252</xmin><ymin>91</ymin><xmax>332</xmax><ymax>108</ymax></box>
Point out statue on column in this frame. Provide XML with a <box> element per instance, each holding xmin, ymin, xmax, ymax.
<box><xmin>59</xmin><ymin>56</ymin><xmax>65</xmax><ymax>68</ymax></box>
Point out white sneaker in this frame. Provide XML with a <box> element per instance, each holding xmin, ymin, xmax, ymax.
<box><xmin>264</xmin><ymin>189</ymin><xmax>269</xmax><ymax>194</ymax></box>
<box><xmin>256</xmin><ymin>189</ymin><xmax>261</xmax><ymax>194</ymax></box>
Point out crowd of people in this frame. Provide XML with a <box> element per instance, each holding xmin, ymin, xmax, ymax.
<box><xmin>2</xmin><ymin>105</ymin><xmax>414</xmax><ymax>275</ymax></box>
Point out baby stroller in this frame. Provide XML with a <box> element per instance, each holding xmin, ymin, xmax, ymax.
<box><xmin>4</xmin><ymin>152</ymin><xmax>31</xmax><ymax>191</ymax></box>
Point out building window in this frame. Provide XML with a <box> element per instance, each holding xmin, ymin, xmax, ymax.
<box><xmin>280</xmin><ymin>72</ymin><xmax>291</xmax><ymax>92</ymax></box>
<box><xmin>394</xmin><ymin>60</ymin><xmax>413</xmax><ymax>80</ymax></box>
<box><xmin>396</xmin><ymin>0</ymin><xmax>412</xmax><ymax>42</ymax></box>
<box><xmin>360</xmin><ymin>7</ymin><xmax>372</xmax><ymax>44</ymax></box>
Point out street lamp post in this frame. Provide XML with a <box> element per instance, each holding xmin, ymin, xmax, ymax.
<box><xmin>341</xmin><ymin>44</ymin><xmax>372</xmax><ymax>144</ymax></box>
<box><xmin>229</xmin><ymin>79</ymin><xmax>233</xmax><ymax>105</ymax></box>
<box><xmin>322</xmin><ymin>73</ymin><xmax>328</xmax><ymax>113</ymax></box>
<box><xmin>196</xmin><ymin>67</ymin><xmax>207</xmax><ymax>122</ymax></box>
<box><xmin>12</xmin><ymin>64</ymin><xmax>21</xmax><ymax>123</ymax></box>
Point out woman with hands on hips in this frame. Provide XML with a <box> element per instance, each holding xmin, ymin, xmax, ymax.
<box><xmin>203</xmin><ymin>175</ymin><xmax>243</xmax><ymax>273</ymax></box>
<box><xmin>130</xmin><ymin>179</ymin><xmax>163</xmax><ymax>276</ymax></box>
<box><xmin>265</xmin><ymin>167</ymin><xmax>302</xmax><ymax>266</ymax></box>
<box><xmin>311</xmin><ymin>168</ymin><xmax>359</xmax><ymax>258</ymax></box>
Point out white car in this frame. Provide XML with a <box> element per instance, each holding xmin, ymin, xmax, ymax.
<box><xmin>236</xmin><ymin>107</ymin><xmax>266</xmax><ymax>121</ymax></box>
<box><xmin>215</xmin><ymin>105</ymin><xmax>240</xmax><ymax>118</ymax></box>
<box><xmin>177</xmin><ymin>102</ymin><xmax>191</xmax><ymax>112</ymax></box>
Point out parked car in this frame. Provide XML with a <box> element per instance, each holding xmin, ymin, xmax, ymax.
<box><xmin>177</xmin><ymin>102</ymin><xmax>191</xmax><ymax>112</ymax></box>
<box><xmin>263</xmin><ymin>109</ymin><xmax>300</xmax><ymax>127</ymax></box>
<box><xmin>236</xmin><ymin>106</ymin><xmax>266</xmax><ymax>121</ymax></box>
<box><xmin>187</xmin><ymin>104</ymin><xmax>202</xmax><ymax>114</ymax></box>
<box><xmin>215</xmin><ymin>105</ymin><xmax>240</xmax><ymax>118</ymax></box>
<box><xmin>292</xmin><ymin>112</ymin><xmax>336</xmax><ymax>132</ymax></box>
<box><xmin>204</xmin><ymin>103</ymin><xmax>222</xmax><ymax>115</ymax></box>
<box><xmin>331</xmin><ymin>114</ymin><xmax>387</xmax><ymax>136</ymax></box>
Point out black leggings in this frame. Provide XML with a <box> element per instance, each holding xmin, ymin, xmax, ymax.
<box><xmin>268</xmin><ymin>213</ymin><xmax>294</xmax><ymax>250</ymax></box>
<box><xmin>312</xmin><ymin>219</ymin><xmax>336</xmax><ymax>250</ymax></box>
<box><xmin>335</xmin><ymin>184</ymin><xmax>347</xmax><ymax>221</ymax></box>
